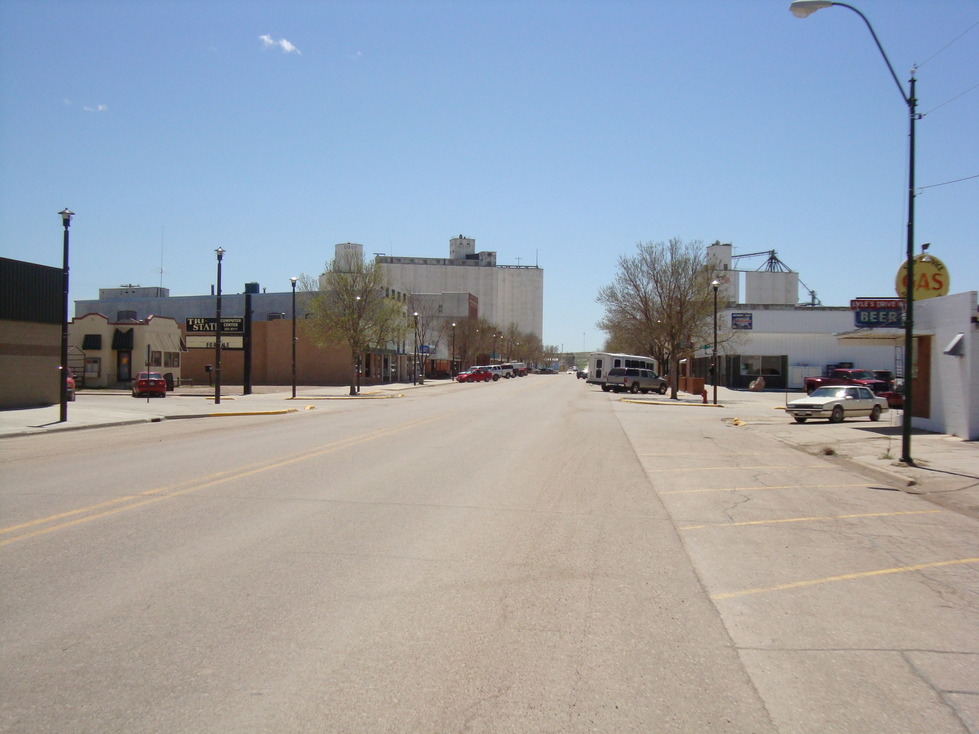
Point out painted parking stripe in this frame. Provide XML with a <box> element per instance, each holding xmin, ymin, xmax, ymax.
<box><xmin>712</xmin><ymin>558</ymin><xmax>979</xmax><ymax>600</ymax></box>
<box><xmin>680</xmin><ymin>509</ymin><xmax>942</xmax><ymax>530</ymax></box>
<box><xmin>661</xmin><ymin>483</ymin><xmax>870</xmax><ymax>495</ymax></box>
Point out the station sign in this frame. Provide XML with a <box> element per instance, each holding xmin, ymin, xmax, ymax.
<box><xmin>186</xmin><ymin>317</ymin><xmax>244</xmax><ymax>333</ymax></box>
<box><xmin>895</xmin><ymin>253</ymin><xmax>950</xmax><ymax>300</ymax></box>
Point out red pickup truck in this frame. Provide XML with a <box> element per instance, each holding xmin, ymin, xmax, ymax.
<box><xmin>803</xmin><ymin>368</ymin><xmax>890</xmax><ymax>395</ymax></box>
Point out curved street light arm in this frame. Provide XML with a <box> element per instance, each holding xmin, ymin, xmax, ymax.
<box><xmin>790</xmin><ymin>1</ymin><xmax>911</xmax><ymax>106</ymax></box>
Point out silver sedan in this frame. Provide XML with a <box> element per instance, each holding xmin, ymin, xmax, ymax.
<box><xmin>786</xmin><ymin>385</ymin><xmax>889</xmax><ymax>424</ymax></box>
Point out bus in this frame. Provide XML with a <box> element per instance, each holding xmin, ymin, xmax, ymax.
<box><xmin>586</xmin><ymin>352</ymin><xmax>660</xmax><ymax>391</ymax></box>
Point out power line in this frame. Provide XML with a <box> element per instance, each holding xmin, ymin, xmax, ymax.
<box><xmin>918</xmin><ymin>174</ymin><xmax>979</xmax><ymax>191</ymax></box>
<box><xmin>922</xmin><ymin>79</ymin><xmax>979</xmax><ymax>116</ymax></box>
<box><xmin>918</xmin><ymin>18</ymin><xmax>979</xmax><ymax>69</ymax></box>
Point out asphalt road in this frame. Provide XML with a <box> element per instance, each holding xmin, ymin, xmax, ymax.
<box><xmin>1</xmin><ymin>376</ymin><xmax>976</xmax><ymax>732</ymax></box>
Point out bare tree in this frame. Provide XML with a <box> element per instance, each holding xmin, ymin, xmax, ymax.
<box><xmin>301</xmin><ymin>256</ymin><xmax>405</xmax><ymax>395</ymax></box>
<box><xmin>597</xmin><ymin>238</ymin><xmax>718</xmax><ymax>398</ymax></box>
<box><xmin>407</xmin><ymin>297</ymin><xmax>449</xmax><ymax>383</ymax></box>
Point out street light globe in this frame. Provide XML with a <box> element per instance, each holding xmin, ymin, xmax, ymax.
<box><xmin>790</xmin><ymin>0</ymin><xmax>835</xmax><ymax>19</ymax></box>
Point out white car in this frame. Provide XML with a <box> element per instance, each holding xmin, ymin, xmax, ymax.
<box><xmin>786</xmin><ymin>385</ymin><xmax>888</xmax><ymax>424</ymax></box>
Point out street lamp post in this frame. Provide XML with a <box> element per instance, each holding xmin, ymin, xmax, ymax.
<box><xmin>214</xmin><ymin>247</ymin><xmax>225</xmax><ymax>405</ymax></box>
<box><xmin>58</xmin><ymin>209</ymin><xmax>74</xmax><ymax>423</ymax></box>
<box><xmin>354</xmin><ymin>295</ymin><xmax>362</xmax><ymax>395</ymax></box>
<box><xmin>451</xmin><ymin>322</ymin><xmax>457</xmax><ymax>376</ymax></box>
<box><xmin>413</xmin><ymin>312</ymin><xmax>419</xmax><ymax>385</ymax></box>
<box><xmin>290</xmin><ymin>277</ymin><xmax>298</xmax><ymax>398</ymax></box>
<box><xmin>711</xmin><ymin>280</ymin><xmax>719</xmax><ymax>406</ymax></box>
<box><xmin>790</xmin><ymin>0</ymin><xmax>918</xmax><ymax>465</ymax></box>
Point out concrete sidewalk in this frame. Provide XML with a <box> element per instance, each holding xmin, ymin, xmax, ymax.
<box><xmin>0</xmin><ymin>382</ymin><xmax>425</xmax><ymax>438</ymax></box>
<box><xmin>619</xmin><ymin>386</ymin><xmax>979</xmax><ymax>520</ymax></box>
<box><xmin>4</xmin><ymin>382</ymin><xmax>977</xmax><ymax>519</ymax></box>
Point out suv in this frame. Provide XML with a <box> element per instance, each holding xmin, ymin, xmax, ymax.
<box><xmin>605</xmin><ymin>367</ymin><xmax>668</xmax><ymax>395</ymax></box>
<box><xmin>488</xmin><ymin>364</ymin><xmax>514</xmax><ymax>380</ymax></box>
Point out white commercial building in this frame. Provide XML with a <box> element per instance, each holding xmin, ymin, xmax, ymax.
<box><xmin>374</xmin><ymin>235</ymin><xmax>543</xmax><ymax>341</ymax></box>
<box><xmin>703</xmin><ymin>241</ymin><xmax>978</xmax><ymax>438</ymax></box>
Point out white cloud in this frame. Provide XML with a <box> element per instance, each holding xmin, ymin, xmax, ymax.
<box><xmin>259</xmin><ymin>34</ymin><xmax>301</xmax><ymax>55</ymax></box>
<box><xmin>83</xmin><ymin>104</ymin><xmax>108</xmax><ymax>113</ymax></box>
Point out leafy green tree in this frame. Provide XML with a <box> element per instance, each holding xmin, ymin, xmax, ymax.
<box><xmin>301</xmin><ymin>256</ymin><xmax>406</xmax><ymax>395</ymax></box>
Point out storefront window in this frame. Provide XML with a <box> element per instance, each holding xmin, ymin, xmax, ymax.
<box><xmin>84</xmin><ymin>358</ymin><xmax>100</xmax><ymax>378</ymax></box>
<box><xmin>740</xmin><ymin>356</ymin><xmax>782</xmax><ymax>376</ymax></box>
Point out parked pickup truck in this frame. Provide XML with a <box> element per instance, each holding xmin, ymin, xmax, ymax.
<box><xmin>803</xmin><ymin>368</ymin><xmax>890</xmax><ymax>396</ymax></box>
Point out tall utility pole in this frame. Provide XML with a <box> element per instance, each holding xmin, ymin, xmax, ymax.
<box><xmin>214</xmin><ymin>248</ymin><xmax>225</xmax><ymax>405</ymax></box>
<box><xmin>58</xmin><ymin>209</ymin><xmax>74</xmax><ymax>423</ymax></box>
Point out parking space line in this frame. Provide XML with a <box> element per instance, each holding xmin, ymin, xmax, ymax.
<box><xmin>680</xmin><ymin>509</ymin><xmax>942</xmax><ymax>530</ymax></box>
<box><xmin>644</xmin><ymin>464</ymin><xmax>827</xmax><ymax>472</ymax></box>
<box><xmin>661</xmin><ymin>483</ymin><xmax>870</xmax><ymax>495</ymax></box>
<box><xmin>711</xmin><ymin>557</ymin><xmax>979</xmax><ymax>600</ymax></box>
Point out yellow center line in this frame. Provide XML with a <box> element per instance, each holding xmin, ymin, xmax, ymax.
<box><xmin>680</xmin><ymin>509</ymin><xmax>942</xmax><ymax>530</ymax></box>
<box><xmin>1</xmin><ymin>414</ymin><xmax>446</xmax><ymax>547</ymax></box>
<box><xmin>712</xmin><ymin>558</ymin><xmax>979</xmax><ymax>600</ymax></box>
<box><xmin>661</xmin><ymin>483</ymin><xmax>871</xmax><ymax>495</ymax></box>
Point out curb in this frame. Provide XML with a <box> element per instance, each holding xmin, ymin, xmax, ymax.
<box><xmin>289</xmin><ymin>394</ymin><xmax>404</xmax><ymax>400</ymax></box>
<box><xmin>167</xmin><ymin>409</ymin><xmax>301</xmax><ymax>419</ymax></box>
<box><xmin>0</xmin><ymin>409</ymin><xmax>303</xmax><ymax>438</ymax></box>
<box><xmin>619</xmin><ymin>397</ymin><xmax>726</xmax><ymax>407</ymax></box>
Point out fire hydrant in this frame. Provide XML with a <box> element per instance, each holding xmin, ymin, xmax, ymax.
<box><xmin>701</xmin><ymin>389</ymin><xmax>708</xmax><ymax>404</ymax></box>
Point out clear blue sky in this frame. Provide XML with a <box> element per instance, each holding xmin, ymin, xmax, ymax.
<box><xmin>2</xmin><ymin>0</ymin><xmax>976</xmax><ymax>353</ymax></box>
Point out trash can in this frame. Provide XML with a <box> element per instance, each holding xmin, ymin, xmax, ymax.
<box><xmin>163</xmin><ymin>372</ymin><xmax>174</xmax><ymax>392</ymax></box>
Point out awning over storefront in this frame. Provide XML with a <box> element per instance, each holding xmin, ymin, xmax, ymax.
<box><xmin>833</xmin><ymin>328</ymin><xmax>930</xmax><ymax>346</ymax></box>
<box><xmin>158</xmin><ymin>333</ymin><xmax>184</xmax><ymax>353</ymax></box>
<box><xmin>111</xmin><ymin>328</ymin><xmax>134</xmax><ymax>350</ymax></box>
<box><xmin>81</xmin><ymin>333</ymin><xmax>102</xmax><ymax>350</ymax></box>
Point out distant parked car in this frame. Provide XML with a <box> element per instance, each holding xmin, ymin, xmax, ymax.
<box><xmin>785</xmin><ymin>385</ymin><xmax>887</xmax><ymax>423</ymax></box>
<box><xmin>65</xmin><ymin>367</ymin><xmax>76</xmax><ymax>401</ymax></box>
<box><xmin>485</xmin><ymin>365</ymin><xmax>512</xmax><ymax>380</ymax></box>
<box><xmin>605</xmin><ymin>367</ymin><xmax>669</xmax><ymax>395</ymax></box>
<box><xmin>457</xmin><ymin>367</ymin><xmax>492</xmax><ymax>383</ymax></box>
<box><xmin>132</xmin><ymin>371</ymin><xmax>167</xmax><ymax>398</ymax></box>
<box><xmin>880</xmin><ymin>380</ymin><xmax>904</xmax><ymax>409</ymax></box>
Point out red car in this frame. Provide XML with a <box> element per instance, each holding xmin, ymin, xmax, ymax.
<box><xmin>65</xmin><ymin>367</ymin><xmax>76</xmax><ymax>401</ymax></box>
<box><xmin>456</xmin><ymin>367</ymin><xmax>492</xmax><ymax>383</ymax></box>
<box><xmin>132</xmin><ymin>371</ymin><xmax>167</xmax><ymax>397</ymax></box>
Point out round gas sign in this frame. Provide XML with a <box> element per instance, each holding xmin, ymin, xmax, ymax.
<box><xmin>895</xmin><ymin>253</ymin><xmax>949</xmax><ymax>300</ymax></box>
